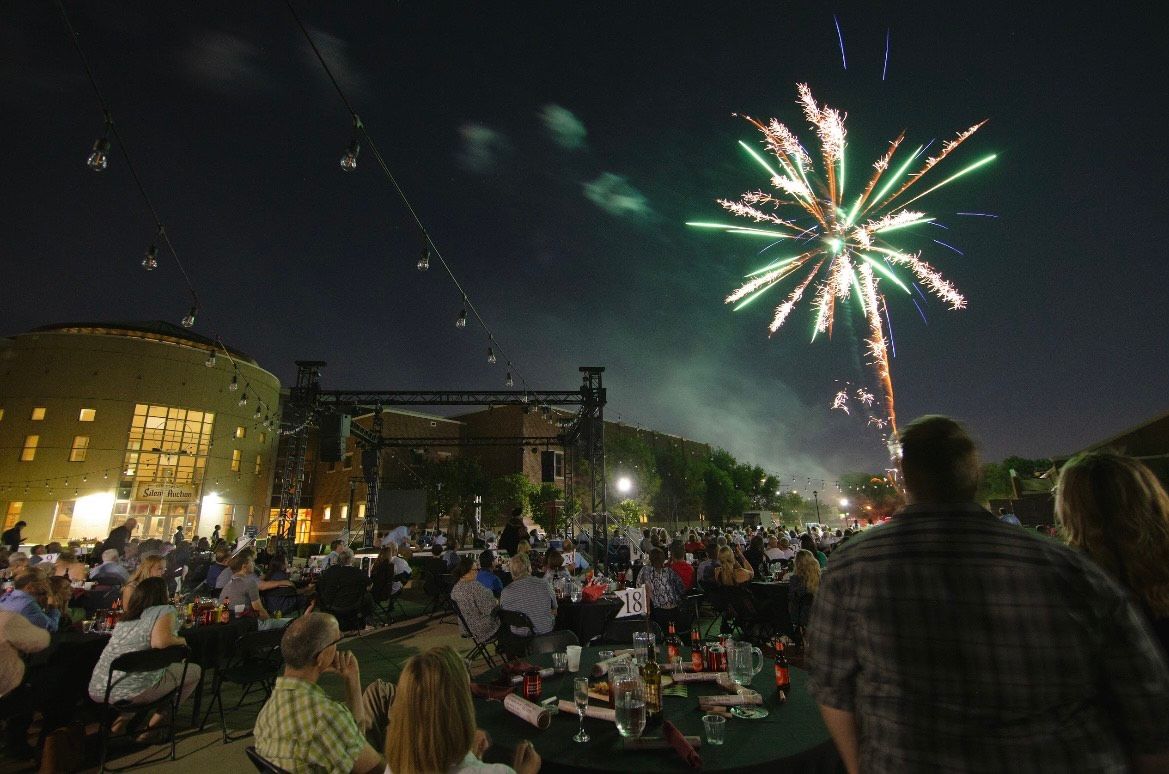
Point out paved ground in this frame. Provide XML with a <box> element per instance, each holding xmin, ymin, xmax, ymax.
<box><xmin>2</xmin><ymin>596</ymin><xmax>482</xmax><ymax>773</ymax></box>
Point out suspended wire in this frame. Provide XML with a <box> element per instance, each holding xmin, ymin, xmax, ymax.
<box><xmin>53</xmin><ymin>0</ymin><xmax>200</xmax><ymax>320</ymax></box>
<box><xmin>281</xmin><ymin>0</ymin><xmax>532</xmax><ymax>394</ymax></box>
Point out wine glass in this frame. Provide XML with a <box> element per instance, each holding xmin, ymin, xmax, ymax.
<box><xmin>573</xmin><ymin>677</ymin><xmax>590</xmax><ymax>743</ymax></box>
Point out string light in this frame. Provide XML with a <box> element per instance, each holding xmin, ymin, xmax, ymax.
<box><xmin>253</xmin><ymin>407</ymin><xmax>262</xmax><ymax>420</ymax></box>
<box><xmin>487</xmin><ymin>347</ymin><xmax>496</xmax><ymax>364</ymax></box>
<box><xmin>86</xmin><ymin>122</ymin><xmax>111</xmax><ymax>171</ymax></box>
<box><xmin>505</xmin><ymin>371</ymin><xmax>514</xmax><ymax>387</ymax></box>
<box><xmin>417</xmin><ymin>241</ymin><xmax>430</xmax><ymax>272</ymax></box>
<box><xmin>205</xmin><ymin>352</ymin><xmax>216</xmax><ymax>367</ymax></box>
<box><xmin>229</xmin><ymin>374</ymin><xmax>239</xmax><ymax>392</ymax></box>
<box><xmin>238</xmin><ymin>392</ymin><xmax>249</xmax><ymax>407</ymax></box>
<box><xmin>181</xmin><ymin>306</ymin><xmax>197</xmax><ymax>328</ymax></box>
<box><xmin>339</xmin><ymin>117</ymin><xmax>362</xmax><ymax>172</ymax></box>
<box><xmin>142</xmin><ymin>244</ymin><xmax>158</xmax><ymax>271</ymax></box>
<box><xmin>455</xmin><ymin>306</ymin><xmax>467</xmax><ymax>329</ymax></box>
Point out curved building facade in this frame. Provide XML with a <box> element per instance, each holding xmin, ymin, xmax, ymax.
<box><xmin>0</xmin><ymin>322</ymin><xmax>281</xmax><ymax>544</ymax></box>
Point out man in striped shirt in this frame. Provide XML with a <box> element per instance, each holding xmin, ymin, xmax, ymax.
<box><xmin>807</xmin><ymin>415</ymin><xmax>1169</xmax><ymax>773</ymax></box>
<box><xmin>500</xmin><ymin>553</ymin><xmax>556</xmax><ymax>635</ymax></box>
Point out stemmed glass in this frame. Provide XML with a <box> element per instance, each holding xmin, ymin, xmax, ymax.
<box><xmin>573</xmin><ymin>677</ymin><xmax>590</xmax><ymax>743</ymax></box>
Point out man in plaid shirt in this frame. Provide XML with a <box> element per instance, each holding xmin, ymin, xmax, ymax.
<box><xmin>807</xmin><ymin>415</ymin><xmax>1169</xmax><ymax>773</ymax></box>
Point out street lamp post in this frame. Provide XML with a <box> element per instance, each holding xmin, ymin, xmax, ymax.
<box><xmin>812</xmin><ymin>490</ymin><xmax>821</xmax><ymax>522</ymax></box>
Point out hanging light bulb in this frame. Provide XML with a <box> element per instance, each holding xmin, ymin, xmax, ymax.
<box><xmin>142</xmin><ymin>245</ymin><xmax>159</xmax><ymax>271</ymax></box>
<box><xmin>253</xmin><ymin>407</ymin><xmax>262</xmax><ymax>420</ymax></box>
<box><xmin>239</xmin><ymin>392</ymin><xmax>249</xmax><ymax>407</ymax></box>
<box><xmin>487</xmin><ymin>347</ymin><xmax>496</xmax><ymax>364</ymax></box>
<box><xmin>455</xmin><ymin>307</ymin><xmax>467</xmax><ymax>329</ymax></box>
<box><xmin>103</xmin><ymin>471</ymin><xmax>109</xmax><ymax>480</ymax></box>
<box><xmin>181</xmin><ymin>306</ymin><xmax>197</xmax><ymax>328</ymax></box>
<box><xmin>505</xmin><ymin>371</ymin><xmax>514</xmax><ymax>387</ymax></box>
<box><xmin>340</xmin><ymin>139</ymin><xmax>360</xmax><ymax>171</ymax></box>
<box><xmin>87</xmin><ymin>122</ymin><xmax>112</xmax><ymax>171</ymax></box>
<box><xmin>229</xmin><ymin>374</ymin><xmax>239</xmax><ymax>392</ymax></box>
<box><xmin>417</xmin><ymin>244</ymin><xmax>430</xmax><ymax>271</ymax></box>
<box><xmin>205</xmin><ymin>352</ymin><xmax>217</xmax><ymax>367</ymax></box>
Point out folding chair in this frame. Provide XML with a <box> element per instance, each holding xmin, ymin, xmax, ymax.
<box><xmin>528</xmin><ymin>629</ymin><xmax>579</xmax><ymax>655</ymax></box>
<box><xmin>723</xmin><ymin>586</ymin><xmax>776</xmax><ymax>645</ymax></box>
<box><xmin>496</xmin><ymin>609</ymin><xmax>537</xmax><ymax>659</ymax></box>
<box><xmin>200</xmin><ymin>627</ymin><xmax>286</xmax><ymax>742</ymax></box>
<box><xmin>699</xmin><ymin>582</ymin><xmax>731</xmax><ymax>636</ymax></box>
<box><xmin>372</xmin><ymin>588</ymin><xmax>405</xmax><ymax>626</ymax></box>
<box><xmin>450</xmin><ymin>598</ymin><xmax>500</xmax><ymax>668</ymax></box>
<box><xmin>245</xmin><ymin>745</ymin><xmax>292</xmax><ymax>774</ymax></box>
<box><xmin>97</xmin><ymin>645</ymin><xmax>191</xmax><ymax>773</ymax></box>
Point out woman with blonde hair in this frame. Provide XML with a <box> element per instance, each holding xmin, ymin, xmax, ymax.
<box><xmin>121</xmin><ymin>554</ymin><xmax>166</xmax><ymax>609</ymax></box>
<box><xmin>788</xmin><ymin>548</ymin><xmax>821</xmax><ymax>645</ymax></box>
<box><xmin>1056</xmin><ymin>451</ymin><xmax>1169</xmax><ymax>654</ymax></box>
<box><xmin>712</xmin><ymin>545</ymin><xmax>753</xmax><ymax>587</ymax></box>
<box><xmin>384</xmin><ymin>645</ymin><xmax>541</xmax><ymax>774</ymax></box>
<box><xmin>53</xmin><ymin>551</ymin><xmax>88</xmax><ymax>582</ymax></box>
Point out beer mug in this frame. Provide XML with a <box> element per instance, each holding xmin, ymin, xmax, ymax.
<box><xmin>727</xmin><ymin>640</ymin><xmax>764</xmax><ymax>688</ymax></box>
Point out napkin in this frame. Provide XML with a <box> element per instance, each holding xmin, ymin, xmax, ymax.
<box><xmin>582</xmin><ymin>584</ymin><xmax>604</xmax><ymax>602</ymax></box>
<box><xmin>470</xmin><ymin>683</ymin><xmax>513</xmax><ymax>701</ymax></box>
<box><xmin>663</xmin><ymin>720</ymin><xmax>702</xmax><ymax>769</ymax></box>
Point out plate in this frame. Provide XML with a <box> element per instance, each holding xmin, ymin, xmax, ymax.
<box><xmin>729</xmin><ymin>706</ymin><xmax>770</xmax><ymax>719</ymax></box>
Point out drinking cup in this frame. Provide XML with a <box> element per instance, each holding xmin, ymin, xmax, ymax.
<box><xmin>566</xmin><ymin>645</ymin><xmax>583</xmax><ymax>672</ymax></box>
<box><xmin>632</xmin><ymin>631</ymin><xmax>655</xmax><ymax>666</ymax></box>
<box><xmin>552</xmin><ymin>652</ymin><xmax>569</xmax><ymax>673</ymax></box>
<box><xmin>702</xmin><ymin>713</ymin><xmax>726</xmax><ymax>745</ymax></box>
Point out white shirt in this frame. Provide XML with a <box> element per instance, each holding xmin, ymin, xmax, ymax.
<box><xmin>386</xmin><ymin>752</ymin><xmax>515</xmax><ymax>774</ymax></box>
<box><xmin>433</xmin><ymin>534</ymin><xmax>448</xmax><ymax>546</ymax></box>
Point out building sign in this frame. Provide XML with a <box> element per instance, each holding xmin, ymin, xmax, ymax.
<box><xmin>134</xmin><ymin>481</ymin><xmax>198</xmax><ymax>502</ymax></box>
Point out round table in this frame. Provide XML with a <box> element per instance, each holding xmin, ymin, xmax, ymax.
<box><xmin>748</xmin><ymin>581</ymin><xmax>793</xmax><ymax>635</ymax></box>
<box><xmin>473</xmin><ymin>648</ymin><xmax>842</xmax><ymax>773</ymax></box>
<box><xmin>554</xmin><ymin>598</ymin><xmax>624</xmax><ymax>644</ymax></box>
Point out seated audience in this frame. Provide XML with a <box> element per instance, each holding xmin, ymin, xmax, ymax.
<box><xmin>370</xmin><ymin>544</ymin><xmax>411</xmax><ymax>601</ymax></box>
<box><xmin>52</xmin><ymin>551</ymin><xmax>88</xmax><ymax>582</ymax></box>
<box><xmin>500</xmin><ymin>554</ymin><xmax>555</xmax><ymax>635</ymax></box>
<box><xmin>441</xmin><ymin>544</ymin><xmax>461</xmax><ymax>571</ymax></box>
<box><xmin>542</xmin><ymin>550</ymin><xmax>568</xmax><ymax>584</ymax></box>
<box><xmin>89</xmin><ymin>549</ymin><xmax>129</xmax><ymax>583</ymax></box>
<box><xmin>636</xmin><ymin>548</ymin><xmax>686</xmax><ymax>630</ymax></box>
<box><xmin>220</xmin><ymin>550</ymin><xmax>289</xmax><ymax>630</ymax></box>
<box><xmin>475</xmin><ymin>550</ymin><xmax>504</xmax><ymax>596</ymax></box>
<box><xmin>764</xmin><ymin>536</ymin><xmax>794</xmax><ymax>562</ymax></box>
<box><xmin>743</xmin><ymin>536</ymin><xmax>767</xmax><ymax>574</ymax></box>
<box><xmin>787</xmin><ymin>549</ymin><xmax>820</xmax><ymax>643</ymax></box>
<box><xmin>667</xmin><ymin>542</ymin><xmax>695</xmax><ymax>591</ymax></box>
<box><xmin>450</xmin><ymin>556</ymin><xmax>499</xmax><ymax>644</ymax></box>
<box><xmin>316</xmin><ymin>549</ymin><xmax>374</xmax><ymax>627</ymax></box>
<box><xmin>87</xmin><ymin>578</ymin><xmax>200</xmax><ymax>738</ymax></box>
<box><xmin>0</xmin><ymin>574</ymin><xmax>59</xmax><ymax>632</ymax></box>
<box><xmin>254</xmin><ymin>612</ymin><xmax>393</xmax><ymax>772</ymax></box>
<box><xmin>1056</xmin><ymin>451</ymin><xmax>1169</xmax><ymax>657</ymax></box>
<box><xmin>384</xmin><ymin>645</ymin><xmax>540</xmax><ymax>774</ymax></box>
<box><xmin>260</xmin><ymin>554</ymin><xmax>303</xmax><ymax>617</ymax></box>
<box><xmin>799</xmin><ymin>534</ymin><xmax>828</xmax><ymax>568</ymax></box>
<box><xmin>560</xmin><ymin>539</ymin><xmax>590</xmax><ymax>574</ymax></box>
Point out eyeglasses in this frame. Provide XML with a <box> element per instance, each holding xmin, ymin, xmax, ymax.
<box><xmin>313</xmin><ymin>635</ymin><xmax>343</xmax><ymax>660</ymax></box>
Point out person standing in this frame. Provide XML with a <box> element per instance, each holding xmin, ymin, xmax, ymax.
<box><xmin>210</xmin><ymin>524</ymin><xmax>221</xmax><ymax>544</ymax></box>
<box><xmin>101</xmin><ymin>518</ymin><xmax>137</xmax><ymax>557</ymax></box>
<box><xmin>172</xmin><ymin>525</ymin><xmax>184</xmax><ymax>545</ymax></box>
<box><xmin>2</xmin><ymin>522</ymin><xmax>26</xmax><ymax>553</ymax></box>
<box><xmin>497</xmin><ymin>509</ymin><xmax>527</xmax><ymax>556</ymax></box>
<box><xmin>807</xmin><ymin>415</ymin><xmax>1169</xmax><ymax>773</ymax></box>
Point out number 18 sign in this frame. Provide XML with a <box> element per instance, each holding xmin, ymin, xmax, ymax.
<box><xmin>615</xmin><ymin>586</ymin><xmax>647</xmax><ymax>618</ymax></box>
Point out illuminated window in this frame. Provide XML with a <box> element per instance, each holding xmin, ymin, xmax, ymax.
<box><xmin>231</xmin><ymin>449</ymin><xmax>241</xmax><ymax>472</ymax></box>
<box><xmin>4</xmin><ymin>502</ymin><xmax>22</xmax><ymax>529</ymax></box>
<box><xmin>30</xmin><ymin>407</ymin><xmax>46</xmax><ymax>421</ymax></box>
<box><xmin>323</xmin><ymin>506</ymin><xmax>331</xmax><ymax>521</ymax></box>
<box><xmin>79</xmin><ymin>408</ymin><xmax>96</xmax><ymax>422</ymax></box>
<box><xmin>258</xmin><ymin>432</ymin><xmax>267</xmax><ymax>444</ymax></box>
<box><xmin>124</xmin><ymin>403</ymin><xmax>214</xmax><ymax>484</ymax></box>
<box><xmin>357</xmin><ymin>503</ymin><xmax>366</xmax><ymax>518</ymax></box>
<box><xmin>21</xmin><ymin>435</ymin><xmax>38</xmax><ymax>462</ymax></box>
<box><xmin>0</xmin><ymin>408</ymin><xmax>5</xmax><ymax>422</ymax></box>
<box><xmin>50</xmin><ymin>501</ymin><xmax>74</xmax><ymax>541</ymax></box>
<box><xmin>235</xmin><ymin>426</ymin><xmax>246</xmax><ymax>439</ymax></box>
<box><xmin>340</xmin><ymin>505</ymin><xmax>349</xmax><ymax>522</ymax></box>
<box><xmin>70</xmin><ymin>436</ymin><xmax>90</xmax><ymax>462</ymax></box>
<box><xmin>296</xmin><ymin>518</ymin><xmax>311</xmax><ymax>543</ymax></box>
<box><xmin>254</xmin><ymin>455</ymin><xmax>262</xmax><ymax>475</ymax></box>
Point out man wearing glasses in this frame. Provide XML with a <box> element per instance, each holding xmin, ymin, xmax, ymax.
<box><xmin>254</xmin><ymin>613</ymin><xmax>394</xmax><ymax>773</ymax></box>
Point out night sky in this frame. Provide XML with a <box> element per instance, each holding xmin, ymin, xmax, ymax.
<box><xmin>4</xmin><ymin>1</ymin><xmax>1167</xmax><ymax>481</ymax></box>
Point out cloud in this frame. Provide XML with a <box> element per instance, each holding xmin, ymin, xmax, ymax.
<box><xmin>582</xmin><ymin>173</ymin><xmax>652</xmax><ymax>218</ymax></box>
<box><xmin>540</xmin><ymin>104</ymin><xmax>587</xmax><ymax>149</ymax></box>
<box><xmin>302</xmin><ymin>25</ymin><xmax>374</xmax><ymax>102</ymax></box>
<box><xmin>457</xmin><ymin>124</ymin><xmax>511</xmax><ymax>174</ymax></box>
<box><xmin>182</xmin><ymin>31</ymin><xmax>269</xmax><ymax>93</ymax></box>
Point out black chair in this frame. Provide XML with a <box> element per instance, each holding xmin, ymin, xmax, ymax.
<box><xmin>83</xmin><ymin>584</ymin><xmax>123</xmax><ymax>618</ymax></box>
<box><xmin>260</xmin><ymin>586</ymin><xmax>303</xmax><ymax>618</ymax></box>
<box><xmin>722</xmin><ymin>586</ymin><xmax>775</xmax><ymax>644</ymax></box>
<box><xmin>599</xmin><ymin>618</ymin><xmax>663</xmax><ymax>645</ymax></box>
<box><xmin>200</xmin><ymin>627</ymin><xmax>286</xmax><ymax>743</ymax></box>
<box><xmin>245</xmin><ymin>745</ymin><xmax>292</xmax><ymax>774</ymax></box>
<box><xmin>450</xmin><ymin>598</ymin><xmax>500</xmax><ymax>668</ymax></box>
<box><xmin>419</xmin><ymin>559</ymin><xmax>451</xmax><ymax>615</ymax></box>
<box><xmin>97</xmin><ymin>645</ymin><xmax>191</xmax><ymax>773</ymax></box>
<box><xmin>528</xmin><ymin>629</ymin><xmax>579</xmax><ymax>655</ymax></box>
<box><xmin>372</xmin><ymin>587</ymin><xmax>405</xmax><ymax>626</ymax></box>
<box><xmin>699</xmin><ymin>581</ymin><xmax>731</xmax><ymax>636</ymax></box>
<box><xmin>496</xmin><ymin>608</ymin><xmax>537</xmax><ymax>659</ymax></box>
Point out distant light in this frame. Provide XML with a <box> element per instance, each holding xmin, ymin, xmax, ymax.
<box><xmin>487</xmin><ymin>347</ymin><xmax>496</xmax><ymax>364</ymax></box>
<box><xmin>181</xmin><ymin>306</ymin><xmax>196</xmax><ymax>328</ymax></box>
<box><xmin>87</xmin><ymin>134</ymin><xmax>111</xmax><ymax>172</ymax></box>
<box><xmin>839</xmin><ymin>498</ymin><xmax>849</xmax><ymax>507</ymax></box>
<box><xmin>340</xmin><ymin>139</ymin><xmax>360</xmax><ymax>172</ymax></box>
<box><xmin>616</xmin><ymin>476</ymin><xmax>633</xmax><ymax>494</ymax></box>
<box><xmin>456</xmin><ymin>307</ymin><xmax>467</xmax><ymax>328</ymax></box>
<box><xmin>142</xmin><ymin>245</ymin><xmax>159</xmax><ymax>271</ymax></box>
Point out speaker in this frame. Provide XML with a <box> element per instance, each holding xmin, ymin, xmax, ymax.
<box><xmin>318</xmin><ymin>413</ymin><xmax>351</xmax><ymax>462</ymax></box>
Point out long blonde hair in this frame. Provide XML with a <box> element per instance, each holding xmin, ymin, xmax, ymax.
<box><xmin>127</xmin><ymin>554</ymin><xmax>164</xmax><ymax>586</ymax></box>
<box><xmin>1056</xmin><ymin>451</ymin><xmax>1169</xmax><ymax>616</ymax></box>
<box><xmin>715</xmin><ymin>546</ymin><xmax>737</xmax><ymax>585</ymax></box>
<box><xmin>384</xmin><ymin>646</ymin><xmax>476</xmax><ymax>774</ymax></box>
<box><xmin>793</xmin><ymin>549</ymin><xmax>821</xmax><ymax>594</ymax></box>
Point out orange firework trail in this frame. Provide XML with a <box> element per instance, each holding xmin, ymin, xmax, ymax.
<box><xmin>688</xmin><ymin>84</ymin><xmax>995</xmax><ymax>446</ymax></box>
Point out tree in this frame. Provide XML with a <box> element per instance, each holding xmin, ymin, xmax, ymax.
<box><xmin>485</xmin><ymin>473</ymin><xmax>536</xmax><ymax>526</ymax></box>
<box><xmin>606</xmin><ymin>431</ymin><xmax>662</xmax><ymax>504</ymax></box>
<box><xmin>613</xmin><ymin>498</ymin><xmax>649</xmax><ymax>528</ymax></box>
<box><xmin>528</xmin><ymin>483</ymin><xmax>563</xmax><ymax>535</ymax></box>
<box><xmin>652</xmin><ymin>443</ymin><xmax>706</xmax><ymax>528</ymax></box>
<box><xmin>418</xmin><ymin>457</ymin><xmax>488</xmax><ymax>546</ymax></box>
<box><xmin>702</xmin><ymin>466</ymin><xmax>746</xmax><ymax>525</ymax></box>
<box><xmin>977</xmin><ymin>456</ymin><xmax>1052</xmax><ymax>503</ymax></box>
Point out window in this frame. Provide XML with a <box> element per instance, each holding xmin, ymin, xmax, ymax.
<box><xmin>342</xmin><ymin>452</ymin><xmax>353</xmax><ymax>470</ymax></box>
<box><xmin>296</xmin><ymin>518</ymin><xmax>311</xmax><ymax>543</ymax></box>
<box><xmin>258</xmin><ymin>432</ymin><xmax>267</xmax><ymax>445</ymax></box>
<box><xmin>20</xmin><ymin>435</ymin><xmax>38</xmax><ymax>462</ymax></box>
<box><xmin>70</xmin><ymin>436</ymin><xmax>90</xmax><ymax>462</ymax></box>
<box><xmin>235</xmin><ymin>426</ymin><xmax>246</xmax><ymax>439</ymax></box>
<box><xmin>123</xmin><ymin>403</ymin><xmax>215</xmax><ymax>484</ymax></box>
<box><xmin>4</xmin><ymin>502</ymin><xmax>22</xmax><ymax>530</ymax></box>
<box><xmin>541</xmin><ymin>450</ymin><xmax>564</xmax><ymax>482</ymax></box>
<box><xmin>323</xmin><ymin>506</ymin><xmax>332</xmax><ymax>521</ymax></box>
<box><xmin>340</xmin><ymin>505</ymin><xmax>349</xmax><ymax>522</ymax></box>
<box><xmin>231</xmin><ymin>449</ymin><xmax>241</xmax><ymax>472</ymax></box>
<box><xmin>50</xmin><ymin>501</ymin><xmax>74</xmax><ymax>541</ymax></box>
<box><xmin>0</xmin><ymin>408</ymin><xmax>5</xmax><ymax>422</ymax></box>
<box><xmin>78</xmin><ymin>408</ymin><xmax>96</xmax><ymax>422</ymax></box>
<box><xmin>357</xmin><ymin>503</ymin><xmax>366</xmax><ymax>519</ymax></box>
<box><xmin>254</xmin><ymin>454</ymin><xmax>262</xmax><ymax>475</ymax></box>
<box><xmin>30</xmin><ymin>407</ymin><xmax>46</xmax><ymax>421</ymax></box>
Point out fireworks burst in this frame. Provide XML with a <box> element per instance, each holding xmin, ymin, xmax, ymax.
<box><xmin>688</xmin><ymin>84</ymin><xmax>994</xmax><ymax>441</ymax></box>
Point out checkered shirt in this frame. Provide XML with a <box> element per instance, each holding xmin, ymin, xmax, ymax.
<box><xmin>254</xmin><ymin>676</ymin><xmax>366</xmax><ymax>774</ymax></box>
<box><xmin>806</xmin><ymin>503</ymin><xmax>1169</xmax><ymax>773</ymax></box>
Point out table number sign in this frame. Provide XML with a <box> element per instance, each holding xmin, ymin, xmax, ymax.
<box><xmin>615</xmin><ymin>586</ymin><xmax>647</xmax><ymax>618</ymax></box>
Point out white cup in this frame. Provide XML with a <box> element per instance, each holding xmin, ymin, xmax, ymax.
<box><xmin>566</xmin><ymin>645</ymin><xmax>583</xmax><ymax>672</ymax></box>
<box><xmin>234</xmin><ymin>604</ymin><xmax>246</xmax><ymax>615</ymax></box>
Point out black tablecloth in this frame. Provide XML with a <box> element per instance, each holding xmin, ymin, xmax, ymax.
<box><xmin>554</xmin><ymin>598</ymin><xmax>624</xmax><ymax>644</ymax></box>
<box><xmin>180</xmin><ymin>617</ymin><xmax>257</xmax><ymax>667</ymax></box>
<box><xmin>473</xmin><ymin>648</ymin><xmax>843</xmax><ymax>773</ymax></box>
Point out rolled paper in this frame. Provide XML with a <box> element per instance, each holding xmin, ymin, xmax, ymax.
<box><xmin>509</xmin><ymin>667</ymin><xmax>555</xmax><ymax>685</ymax></box>
<box><xmin>504</xmin><ymin>693</ymin><xmax>552</xmax><ymax>729</ymax></box>
<box><xmin>715</xmin><ymin>673</ymin><xmax>737</xmax><ymax>692</ymax></box>
<box><xmin>671</xmin><ymin>671</ymin><xmax>722</xmax><ymax>683</ymax></box>
<box><xmin>557</xmin><ymin>699</ymin><xmax>616</xmax><ymax>722</ymax></box>
<box><xmin>663</xmin><ymin>720</ymin><xmax>703</xmax><ymax>769</ymax></box>
<box><xmin>698</xmin><ymin>690</ymin><xmax>763</xmax><ymax>708</ymax></box>
<box><xmin>590</xmin><ymin>649</ymin><xmax>635</xmax><ymax>677</ymax></box>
